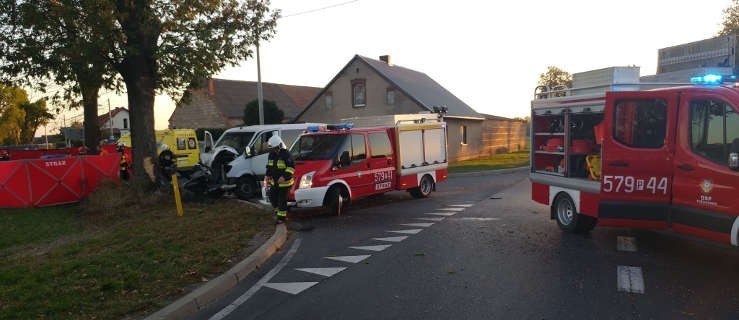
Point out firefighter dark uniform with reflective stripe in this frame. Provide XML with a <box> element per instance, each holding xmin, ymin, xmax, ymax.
<box><xmin>265</xmin><ymin>135</ymin><xmax>294</xmax><ymax>223</ymax></box>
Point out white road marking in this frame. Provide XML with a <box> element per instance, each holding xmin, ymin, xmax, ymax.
<box><xmin>454</xmin><ymin>217</ymin><xmax>500</xmax><ymax>221</ymax></box>
<box><xmin>617</xmin><ymin>236</ymin><xmax>638</xmax><ymax>252</ymax></box>
<box><xmin>439</xmin><ymin>207</ymin><xmax>466</xmax><ymax>212</ymax></box>
<box><xmin>400</xmin><ymin>222</ymin><xmax>434</xmax><ymax>227</ymax></box>
<box><xmin>731</xmin><ymin>216</ymin><xmax>739</xmax><ymax>246</ymax></box>
<box><xmin>425</xmin><ymin>212</ymin><xmax>456</xmax><ymax>216</ymax></box>
<box><xmin>209</xmin><ymin>238</ymin><xmax>302</xmax><ymax>320</ymax></box>
<box><xmin>388</xmin><ymin>229</ymin><xmax>423</xmax><ymax>234</ymax></box>
<box><xmin>324</xmin><ymin>255</ymin><xmax>371</xmax><ymax>264</ymax></box>
<box><xmin>449</xmin><ymin>204</ymin><xmax>474</xmax><ymax>208</ymax></box>
<box><xmin>350</xmin><ymin>245</ymin><xmax>392</xmax><ymax>252</ymax></box>
<box><xmin>373</xmin><ymin>236</ymin><xmax>408</xmax><ymax>242</ymax></box>
<box><xmin>295</xmin><ymin>267</ymin><xmax>346</xmax><ymax>277</ymax></box>
<box><xmin>617</xmin><ymin>266</ymin><xmax>645</xmax><ymax>294</ymax></box>
<box><xmin>263</xmin><ymin>282</ymin><xmax>318</xmax><ymax>295</ymax></box>
<box><xmin>490</xmin><ymin>193</ymin><xmax>504</xmax><ymax>199</ymax></box>
<box><xmin>416</xmin><ymin>217</ymin><xmax>445</xmax><ymax>222</ymax></box>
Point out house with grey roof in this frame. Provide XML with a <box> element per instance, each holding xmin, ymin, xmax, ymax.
<box><xmin>294</xmin><ymin>55</ymin><xmax>526</xmax><ymax>161</ymax></box>
<box><xmin>169</xmin><ymin>78</ymin><xmax>321</xmax><ymax>129</ymax></box>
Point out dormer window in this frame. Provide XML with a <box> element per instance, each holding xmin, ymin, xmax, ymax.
<box><xmin>352</xmin><ymin>79</ymin><xmax>366</xmax><ymax>108</ymax></box>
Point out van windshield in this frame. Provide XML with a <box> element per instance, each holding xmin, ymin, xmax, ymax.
<box><xmin>291</xmin><ymin>134</ymin><xmax>346</xmax><ymax>161</ymax></box>
<box><xmin>215</xmin><ymin>132</ymin><xmax>255</xmax><ymax>152</ymax></box>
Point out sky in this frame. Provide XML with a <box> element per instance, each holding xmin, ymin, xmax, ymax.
<box><xmin>40</xmin><ymin>0</ymin><xmax>734</xmax><ymax>134</ymax></box>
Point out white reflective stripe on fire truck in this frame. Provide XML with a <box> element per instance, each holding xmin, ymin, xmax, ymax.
<box><xmin>549</xmin><ymin>186</ymin><xmax>580</xmax><ymax>213</ymax></box>
<box><xmin>731</xmin><ymin>216</ymin><xmax>739</xmax><ymax>246</ymax></box>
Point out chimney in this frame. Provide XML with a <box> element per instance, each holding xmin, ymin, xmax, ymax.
<box><xmin>379</xmin><ymin>55</ymin><xmax>392</xmax><ymax>66</ymax></box>
<box><xmin>208</xmin><ymin>78</ymin><xmax>215</xmax><ymax>96</ymax></box>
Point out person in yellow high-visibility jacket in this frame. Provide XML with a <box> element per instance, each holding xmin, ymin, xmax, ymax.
<box><xmin>264</xmin><ymin>135</ymin><xmax>294</xmax><ymax>223</ymax></box>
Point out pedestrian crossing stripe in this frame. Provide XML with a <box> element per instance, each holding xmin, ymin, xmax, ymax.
<box><xmin>263</xmin><ymin>282</ymin><xmax>318</xmax><ymax>295</ymax></box>
<box><xmin>387</xmin><ymin>229</ymin><xmax>423</xmax><ymax>234</ymax></box>
<box><xmin>295</xmin><ymin>267</ymin><xmax>346</xmax><ymax>277</ymax></box>
<box><xmin>373</xmin><ymin>236</ymin><xmax>408</xmax><ymax>242</ymax></box>
<box><xmin>324</xmin><ymin>255</ymin><xmax>371</xmax><ymax>263</ymax></box>
<box><xmin>350</xmin><ymin>245</ymin><xmax>392</xmax><ymax>252</ymax></box>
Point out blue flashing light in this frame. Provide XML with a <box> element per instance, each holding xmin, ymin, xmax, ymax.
<box><xmin>691</xmin><ymin>74</ymin><xmax>723</xmax><ymax>85</ymax></box>
<box><xmin>307</xmin><ymin>125</ymin><xmax>320</xmax><ymax>132</ymax></box>
<box><xmin>327</xmin><ymin>123</ymin><xmax>353</xmax><ymax>130</ymax></box>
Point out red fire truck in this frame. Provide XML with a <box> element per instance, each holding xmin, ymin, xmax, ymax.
<box><xmin>287</xmin><ymin>118</ymin><xmax>448</xmax><ymax>215</ymax></box>
<box><xmin>530</xmin><ymin>74</ymin><xmax>739</xmax><ymax>247</ymax></box>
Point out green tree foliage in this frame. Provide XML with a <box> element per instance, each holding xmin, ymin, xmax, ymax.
<box><xmin>0</xmin><ymin>1</ymin><xmax>119</xmax><ymax>154</ymax></box>
<box><xmin>243</xmin><ymin>99</ymin><xmax>284</xmax><ymax>125</ymax></box>
<box><xmin>537</xmin><ymin>66</ymin><xmax>572</xmax><ymax>98</ymax></box>
<box><xmin>105</xmin><ymin>0</ymin><xmax>280</xmax><ymax>183</ymax></box>
<box><xmin>0</xmin><ymin>84</ymin><xmax>54</xmax><ymax>145</ymax></box>
<box><xmin>1</xmin><ymin>0</ymin><xmax>280</xmax><ymax>184</ymax></box>
<box><xmin>719</xmin><ymin>0</ymin><xmax>739</xmax><ymax>35</ymax></box>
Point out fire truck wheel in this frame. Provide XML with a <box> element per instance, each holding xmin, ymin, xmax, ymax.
<box><xmin>326</xmin><ymin>186</ymin><xmax>348</xmax><ymax>216</ymax></box>
<box><xmin>410</xmin><ymin>175</ymin><xmax>434</xmax><ymax>198</ymax></box>
<box><xmin>554</xmin><ymin>193</ymin><xmax>581</xmax><ymax>233</ymax></box>
<box><xmin>235</xmin><ymin>176</ymin><xmax>258</xmax><ymax>200</ymax></box>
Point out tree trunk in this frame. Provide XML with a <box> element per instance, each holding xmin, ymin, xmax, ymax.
<box><xmin>122</xmin><ymin>58</ymin><xmax>158</xmax><ymax>185</ymax></box>
<box><xmin>80</xmin><ymin>85</ymin><xmax>101</xmax><ymax>154</ymax></box>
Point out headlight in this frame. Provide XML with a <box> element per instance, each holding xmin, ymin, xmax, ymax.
<box><xmin>299</xmin><ymin>171</ymin><xmax>315</xmax><ymax>189</ymax></box>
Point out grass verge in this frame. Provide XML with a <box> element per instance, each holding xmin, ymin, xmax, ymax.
<box><xmin>0</xmin><ymin>185</ymin><xmax>273</xmax><ymax>320</ymax></box>
<box><xmin>448</xmin><ymin>151</ymin><xmax>530</xmax><ymax>173</ymax></box>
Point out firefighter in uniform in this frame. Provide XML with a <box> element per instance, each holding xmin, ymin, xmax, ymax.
<box><xmin>264</xmin><ymin>135</ymin><xmax>294</xmax><ymax>223</ymax></box>
<box><xmin>158</xmin><ymin>144</ymin><xmax>176</xmax><ymax>186</ymax></box>
<box><xmin>117</xmin><ymin>142</ymin><xmax>130</xmax><ymax>181</ymax></box>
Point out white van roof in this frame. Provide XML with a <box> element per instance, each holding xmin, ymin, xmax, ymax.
<box><xmin>223</xmin><ymin>123</ymin><xmax>324</xmax><ymax>133</ymax></box>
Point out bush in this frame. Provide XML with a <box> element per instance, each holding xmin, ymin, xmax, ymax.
<box><xmin>81</xmin><ymin>180</ymin><xmax>164</xmax><ymax>217</ymax></box>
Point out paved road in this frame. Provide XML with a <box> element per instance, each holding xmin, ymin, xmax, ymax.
<box><xmin>195</xmin><ymin>170</ymin><xmax>739</xmax><ymax>320</ymax></box>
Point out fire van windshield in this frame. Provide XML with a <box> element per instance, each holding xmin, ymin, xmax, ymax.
<box><xmin>291</xmin><ymin>134</ymin><xmax>346</xmax><ymax>161</ymax></box>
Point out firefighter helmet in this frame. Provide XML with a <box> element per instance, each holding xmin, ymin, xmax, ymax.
<box><xmin>268</xmin><ymin>135</ymin><xmax>283</xmax><ymax>148</ymax></box>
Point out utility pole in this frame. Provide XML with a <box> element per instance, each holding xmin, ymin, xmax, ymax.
<box><xmin>108</xmin><ymin>98</ymin><xmax>113</xmax><ymax>141</ymax></box>
<box><xmin>256</xmin><ymin>42</ymin><xmax>264</xmax><ymax>125</ymax></box>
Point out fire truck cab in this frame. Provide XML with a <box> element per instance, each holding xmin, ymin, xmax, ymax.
<box><xmin>530</xmin><ymin>74</ymin><xmax>739</xmax><ymax>247</ymax></box>
<box><xmin>288</xmin><ymin>117</ymin><xmax>448</xmax><ymax>215</ymax></box>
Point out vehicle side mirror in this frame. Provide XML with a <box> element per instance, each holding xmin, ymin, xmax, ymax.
<box><xmin>244</xmin><ymin>146</ymin><xmax>252</xmax><ymax>158</ymax></box>
<box><xmin>339</xmin><ymin>151</ymin><xmax>350</xmax><ymax>167</ymax></box>
<box><xmin>729</xmin><ymin>138</ymin><xmax>739</xmax><ymax>171</ymax></box>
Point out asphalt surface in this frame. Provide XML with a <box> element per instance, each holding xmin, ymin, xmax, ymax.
<box><xmin>194</xmin><ymin>169</ymin><xmax>739</xmax><ymax>320</ymax></box>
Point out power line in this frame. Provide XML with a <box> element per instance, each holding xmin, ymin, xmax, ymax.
<box><xmin>282</xmin><ymin>0</ymin><xmax>360</xmax><ymax>18</ymax></box>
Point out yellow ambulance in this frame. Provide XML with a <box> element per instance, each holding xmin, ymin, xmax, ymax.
<box><xmin>117</xmin><ymin>129</ymin><xmax>200</xmax><ymax>170</ymax></box>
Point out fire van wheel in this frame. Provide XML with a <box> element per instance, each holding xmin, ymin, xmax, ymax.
<box><xmin>410</xmin><ymin>175</ymin><xmax>433</xmax><ymax>198</ymax></box>
<box><xmin>235</xmin><ymin>176</ymin><xmax>258</xmax><ymax>200</ymax></box>
<box><xmin>554</xmin><ymin>193</ymin><xmax>581</xmax><ymax>233</ymax></box>
<box><xmin>326</xmin><ymin>186</ymin><xmax>348</xmax><ymax>216</ymax></box>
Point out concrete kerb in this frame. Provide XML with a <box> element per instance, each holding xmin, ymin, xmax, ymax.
<box><xmin>145</xmin><ymin>203</ymin><xmax>286</xmax><ymax>320</ymax></box>
<box><xmin>449</xmin><ymin>166</ymin><xmax>529</xmax><ymax>178</ymax></box>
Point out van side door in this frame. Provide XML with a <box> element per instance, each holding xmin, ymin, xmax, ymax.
<box><xmin>672</xmin><ymin>91</ymin><xmax>739</xmax><ymax>245</ymax></box>
<box><xmin>250</xmin><ymin>130</ymin><xmax>279</xmax><ymax>177</ymax></box>
<box><xmin>598</xmin><ymin>91</ymin><xmax>678</xmax><ymax>228</ymax></box>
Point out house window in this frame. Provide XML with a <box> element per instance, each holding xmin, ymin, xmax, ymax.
<box><xmin>351</xmin><ymin>79</ymin><xmax>366</xmax><ymax>107</ymax></box>
<box><xmin>123</xmin><ymin>118</ymin><xmax>128</xmax><ymax>129</ymax></box>
<box><xmin>460</xmin><ymin>125</ymin><xmax>468</xmax><ymax>145</ymax></box>
<box><xmin>386</xmin><ymin>88</ymin><xmax>395</xmax><ymax>105</ymax></box>
<box><xmin>325</xmin><ymin>93</ymin><xmax>333</xmax><ymax>110</ymax></box>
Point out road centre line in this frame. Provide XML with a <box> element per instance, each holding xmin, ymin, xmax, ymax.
<box><xmin>387</xmin><ymin>229</ymin><xmax>423</xmax><ymax>234</ymax></box>
<box><xmin>425</xmin><ymin>212</ymin><xmax>456</xmax><ymax>216</ymax></box>
<box><xmin>325</xmin><ymin>255</ymin><xmax>371</xmax><ymax>263</ymax></box>
<box><xmin>373</xmin><ymin>236</ymin><xmax>408</xmax><ymax>242</ymax></box>
<box><xmin>449</xmin><ymin>204</ymin><xmax>474</xmax><ymax>207</ymax></box>
<box><xmin>617</xmin><ymin>266</ymin><xmax>645</xmax><ymax>294</ymax></box>
<box><xmin>400</xmin><ymin>223</ymin><xmax>434</xmax><ymax>227</ymax></box>
<box><xmin>439</xmin><ymin>207</ymin><xmax>466</xmax><ymax>212</ymax></box>
<box><xmin>453</xmin><ymin>217</ymin><xmax>500</xmax><ymax>221</ymax></box>
<box><xmin>350</xmin><ymin>245</ymin><xmax>392</xmax><ymax>252</ymax></box>
<box><xmin>209</xmin><ymin>238</ymin><xmax>302</xmax><ymax>320</ymax></box>
<box><xmin>295</xmin><ymin>267</ymin><xmax>346</xmax><ymax>277</ymax></box>
<box><xmin>262</xmin><ymin>282</ymin><xmax>318</xmax><ymax>295</ymax></box>
<box><xmin>416</xmin><ymin>217</ymin><xmax>445</xmax><ymax>221</ymax></box>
